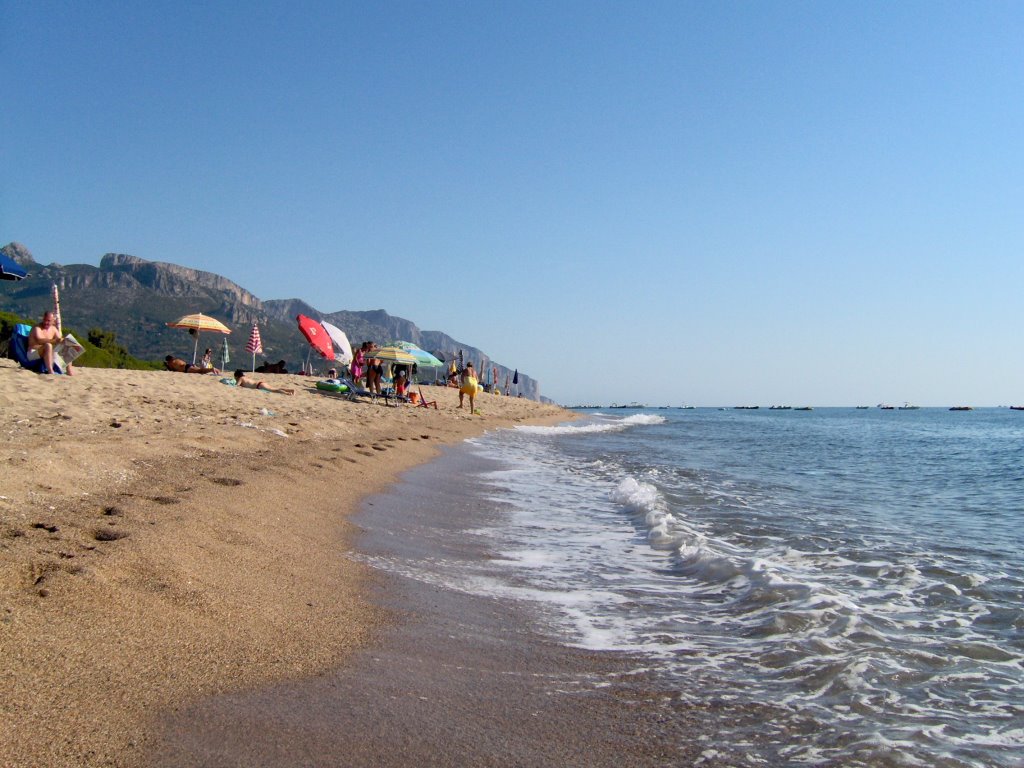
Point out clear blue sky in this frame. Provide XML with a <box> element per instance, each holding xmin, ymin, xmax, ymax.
<box><xmin>4</xmin><ymin>1</ymin><xmax>1022</xmax><ymax>405</ymax></box>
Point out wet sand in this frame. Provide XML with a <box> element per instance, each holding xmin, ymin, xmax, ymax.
<box><xmin>0</xmin><ymin>360</ymin><xmax>569</xmax><ymax>766</ymax></box>
<box><xmin>148</xmin><ymin>444</ymin><xmax>704</xmax><ymax>767</ymax></box>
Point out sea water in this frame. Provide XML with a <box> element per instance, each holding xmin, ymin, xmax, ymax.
<box><xmin>372</xmin><ymin>408</ymin><xmax>1024</xmax><ymax>767</ymax></box>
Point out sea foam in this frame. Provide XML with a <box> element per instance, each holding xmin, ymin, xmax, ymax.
<box><xmin>515</xmin><ymin>413</ymin><xmax>665</xmax><ymax>436</ymax></box>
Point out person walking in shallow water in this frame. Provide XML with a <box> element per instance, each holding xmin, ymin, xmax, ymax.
<box><xmin>459</xmin><ymin>362</ymin><xmax>479</xmax><ymax>412</ymax></box>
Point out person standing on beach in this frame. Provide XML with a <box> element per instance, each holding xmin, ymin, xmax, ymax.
<box><xmin>351</xmin><ymin>342</ymin><xmax>369</xmax><ymax>386</ymax></box>
<box><xmin>366</xmin><ymin>357</ymin><xmax>384</xmax><ymax>394</ymax></box>
<box><xmin>459</xmin><ymin>362</ymin><xmax>479</xmax><ymax>411</ymax></box>
<box><xmin>27</xmin><ymin>311</ymin><xmax>76</xmax><ymax>375</ymax></box>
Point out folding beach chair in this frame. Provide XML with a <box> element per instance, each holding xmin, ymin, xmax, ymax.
<box><xmin>10</xmin><ymin>323</ymin><xmax>63</xmax><ymax>374</ymax></box>
<box><xmin>417</xmin><ymin>387</ymin><xmax>438</xmax><ymax>409</ymax></box>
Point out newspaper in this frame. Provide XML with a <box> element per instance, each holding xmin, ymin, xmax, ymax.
<box><xmin>57</xmin><ymin>334</ymin><xmax>85</xmax><ymax>363</ymax></box>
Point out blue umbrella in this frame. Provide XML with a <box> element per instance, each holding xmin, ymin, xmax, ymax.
<box><xmin>0</xmin><ymin>253</ymin><xmax>28</xmax><ymax>281</ymax></box>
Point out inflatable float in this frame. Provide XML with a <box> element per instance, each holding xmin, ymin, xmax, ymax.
<box><xmin>315</xmin><ymin>379</ymin><xmax>350</xmax><ymax>393</ymax></box>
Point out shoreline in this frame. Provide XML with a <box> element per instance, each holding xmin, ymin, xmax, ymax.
<box><xmin>0</xmin><ymin>360</ymin><xmax>569</xmax><ymax>767</ymax></box>
<box><xmin>147</xmin><ymin>439</ymin><xmax>700</xmax><ymax>767</ymax></box>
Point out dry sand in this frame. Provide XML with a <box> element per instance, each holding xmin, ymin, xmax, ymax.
<box><xmin>0</xmin><ymin>360</ymin><xmax>568</xmax><ymax>767</ymax></box>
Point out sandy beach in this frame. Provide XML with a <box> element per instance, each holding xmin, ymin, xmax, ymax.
<box><xmin>0</xmin><ymin>360</ymin><xmax>568</xmax><ymax>767</ymax></box>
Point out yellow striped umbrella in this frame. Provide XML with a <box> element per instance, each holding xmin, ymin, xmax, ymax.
<box><xmin>166</xmin><ymin>313</ymin><xmax>231</xmax><ymax>363</ymax></box>
<box><xmin>368</xmin><ymin>346</ymin><xmax>418</xmax><ymax>365</ymax></box>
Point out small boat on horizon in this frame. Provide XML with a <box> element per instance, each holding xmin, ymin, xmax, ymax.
<box><xmin>949</xmin><ymin>406</ymin><xmax>974</xmax><ymax>411</ymax></box>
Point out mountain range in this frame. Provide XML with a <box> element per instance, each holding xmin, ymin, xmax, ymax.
<box><xmin>0</xmin><ymin>242</ymin><xmax>541</xmax><ymax>400</ymax></box>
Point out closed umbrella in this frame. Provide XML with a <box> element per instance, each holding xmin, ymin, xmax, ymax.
<box><xmin>245</xmin><ymin>322</ymin><xmax>263</xmax><ymax>372</ymax></box>
<box><xmin>167</xmin><ymin>313</ymin><xmax>231</xmax><ymax>363</ymax></box>
<box><xmin>322</xmin><ymin>321</ymin><xmax>353</xmax><ymax>365</ymax></box>
<box><xmin>52</xmin><ymin>284</ymin><xmax>62</xmax><ymax>334</ymax></box>
<box><xmin>221</xmin><ymin>337</ymin><xmax>231</xmax><ymax>369</ymax></box>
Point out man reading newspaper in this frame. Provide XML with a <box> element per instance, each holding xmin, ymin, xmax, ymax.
<box><xmin>27</xmin><ymin>311</ymin><xmax>82</xmax><ymax>375</ymax></box>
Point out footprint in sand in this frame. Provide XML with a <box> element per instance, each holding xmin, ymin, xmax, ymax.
<box><xmin>150</xmin><ymin>496</ymin><xmax>180</xmax><ymax>505</ymax></box>
<box><xmin>31</xmin><ymin>522</ymin><xmax>59</xmax><ymax>533</ymax></box>
<box><xmin>372</xmin><ymin>445</ymin><xmax>387</xmax><ymax>452</ymax></box>
<box><xmin>102</xmin><ymin>506</ymin><xmax>124</xmax><ymax>516</ymax></box>
<box><xmin>94</xmin><ymin>528</ymin><xmax>129</xmax><ymax>542</ymax></box>
<box><xmin>209</xmin><ymin>477</ymin><xmax>243</xmax><ymax>487</ymax></box>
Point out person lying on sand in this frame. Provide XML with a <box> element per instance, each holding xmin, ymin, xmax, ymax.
<box><xmin>28</xmin><ymin>311</ymin><xmax>76</xmax><ymax>375</ymax></box>
<box><xmin>234</xmin><ymin>369</ymin><xmax>294</xmax><ymax>395</ymax></box>
<box><xmin>165</xmin><ymin>355</ymin><xmax>220</xmax><ymax>374</ymax></box>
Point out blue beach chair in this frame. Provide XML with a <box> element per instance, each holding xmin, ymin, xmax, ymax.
<box><xmin>10</xmin><ymin>323</ymin><xmax>63</xmax><ymax>374</ymax></box>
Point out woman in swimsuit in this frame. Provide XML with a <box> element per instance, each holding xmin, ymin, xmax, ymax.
<box><xmin>459</xmin><ymin>362</ymin><xmax>479</xmax><ymax>411</ymax></box>
<box><xmin>351</xmin><ymin>343</ymin><xmax>368</xmax><ymax>385</ymax></box>
<box><xmin>234</xmin><ymin>369</ymin><xmax>295</xmax><ymax>395</ymax></box>
<box><xmin>366</xmin><ymin>358</ymin><xmax>385</xmax><ymax>394</ymax></box>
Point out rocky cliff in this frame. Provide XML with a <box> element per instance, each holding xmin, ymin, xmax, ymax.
<box><xmin>0</xmin><ymin>243</ymin><xmax>541</xmax><ymax>399</ymax></box>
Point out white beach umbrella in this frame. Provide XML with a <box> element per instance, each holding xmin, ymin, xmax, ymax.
<box><xmin>321</xmin><ymin>321</ymin><xmax>353</xmax><ymax>365</ymax></box>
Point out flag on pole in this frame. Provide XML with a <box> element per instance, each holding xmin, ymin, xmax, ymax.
<box><xmin>245</xmin><ymin>322</ymin><xmax>263</xmax><ymax>371</ymax></box>
<box><xmin>52</xmin><ymin>284</ymin><xmax>62</xmax><ymax>335</ymax></box>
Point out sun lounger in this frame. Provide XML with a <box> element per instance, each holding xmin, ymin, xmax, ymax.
<box><xmin>334</xmin><ymin>377</ymin><xmax>392</xmax><ymax>405</ymax></box>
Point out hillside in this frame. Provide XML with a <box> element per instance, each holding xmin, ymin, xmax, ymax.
<box><xmin>0</xmin><ymin>243</ymin><xmax>541</xmax><ymax>399</ymax></box>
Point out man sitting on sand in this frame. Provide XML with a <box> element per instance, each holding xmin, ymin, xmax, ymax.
<box><xmin>165</xmin><ymin>355</ymin><xmax>219</xmax><ymax>374</ymax></box>
<box><xmin>234</xmin><ymin>369</ymin><xmax>294</xmax><ymax>395</ymax></box>
<box><xmin>27</xmin><ymin>311</ymin><xmax>76</xmax><ymax>375</ymax></box>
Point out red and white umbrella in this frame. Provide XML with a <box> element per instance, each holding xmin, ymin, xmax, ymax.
<box><xmin>245</xmin><ymin>322</ymin><xmax>263</xmax><ymax>372</ymax></box>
